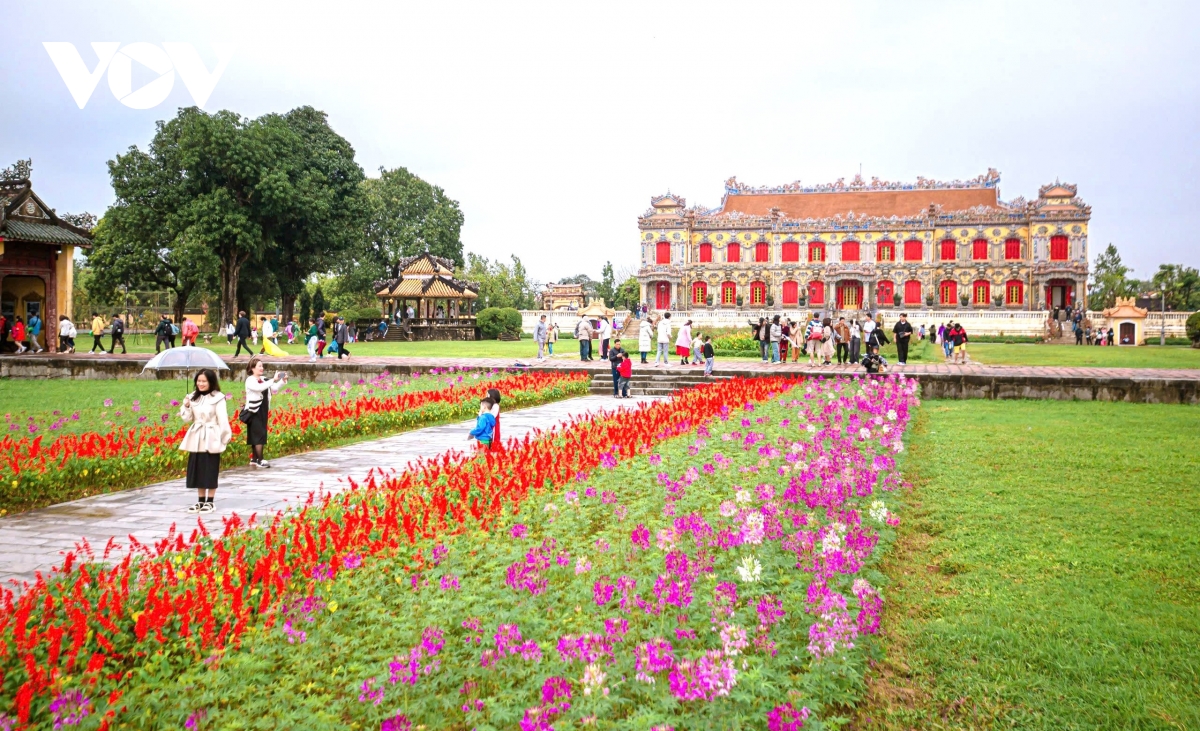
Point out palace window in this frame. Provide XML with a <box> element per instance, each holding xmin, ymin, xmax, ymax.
<box><xmin>809</xmin><ymin>242</ymin><xmax>826</xmax><ymax>263</ymax></box>
<box><xmin>721</xmin><ymin>281</ymin><xmax>737</xmax><ymax>305</ymax></box>
<box><xmin>656</xmin><ymin>241</ymin><xmax>671</xmax><ymax>264</ymax></box>
<box><xmin>939</xmin><ymin>279</ymin><xmax>958</xmax><ymax>305</ymax></box>
<box><xmin>727</xmin><ymin>243</ymin><xmax>741</xmax><ymax>263</ymax></box>
<box><xmin>781</xmin><ymin>241</ymin><xmax>800</xmax><ymax>262</ymax></box>
<box><xmin>972</xmin><ymin>239</ymin><xmax>988</xmax><ymax>261</ymax></box>
<box><xmin>755</xmin><ymin>242</ymin><xmax>769</xmax><ymax>263</ymax></box>
<box><xmin>750</xmin><ymin>281</ymin><xmax>767</xmax><ymax>305</ymax></box>
<box><xmin>1005</xmin><ymin>279</ymin><xmax>1024</xmax><ymax>305</ymax></box>
<box><xmin>692</xmin><ymin>281</ymin><xmax>708</xmax><ymax>305</ymax></box>
<box><xmin>1050</xmin><ymin>235</ymin><xmax>1069</xmax><ymax>261</ymax></box>
<box><xmin>782</xmin><ymin>280</ymin><xmax>799</xmax><ymax>305</ymax></box>
<box><xmin>904</xmin><ymin>280</ymin><xmax>922</xmax><ymax>304</ymax></box>
<box><xmin>877</xmin><ymin>279</ymin><xmax>895</xmax><ymax>305</ymax></box>
<box><xmin>904</xmin><ymin>240</ymin><xmax>923</xmax><ymax>261</ymax></box>
<box><xmin>940</xmin><ymin>239</ymin><xmax>957</xmax><ymax>261</ymax></box>
<box><xmin>1004</xmin><ymin>238</ymin><xmax>1022</xmax><ymax>260</ymax></box>
<box><xmin>699</xmin><ymin>242</ymin><xmax>712</xmax><ymax>263</ymax></box>
<box><xmin>877</xmin><ymin>240</ymin><xmax>895</xmax><ymax>261</ymax></box>
<box><xmin>842</xmin><ymin>241</ymin><xmax>860</xmax><ymax>262</ymax></box>
<box><xmin>973</xmin><ymin>279</ymin><xmax>990</xmax><ymax>304</ymax></box>
<box><xmin>809</xmin><ymin>281</ymin><xmax>825</xmax><ymax>305</ymax></box>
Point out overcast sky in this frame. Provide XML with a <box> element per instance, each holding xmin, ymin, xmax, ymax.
<box><xmin>2</xmin><ymin>0</ymin><xmax>1197</xmax><ymax>284</ymax></box>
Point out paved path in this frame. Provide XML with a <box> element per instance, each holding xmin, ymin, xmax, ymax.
<box><xmin>0</xmin><ymin>395</ymin><xmax>657</xmax><ymax>587</ymax></box>
<box><xmin>8</xmin><ymin>351</ymin><xmax>1200</xmax><ymax>380</ymax></box>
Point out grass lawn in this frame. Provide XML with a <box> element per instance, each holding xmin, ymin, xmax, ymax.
<box><xmin>966</xmin><ymin>342</ymin><xmax>1200</xmax><ymax>369</ymax></box>
<box><xmin>857</xmin><ymin>401</ymin><xmax>1200</xmax><ymax>730</ymax></box>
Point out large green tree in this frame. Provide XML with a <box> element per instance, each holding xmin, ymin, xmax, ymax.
<box><xmin>1150</xmin><ymin>264</ymin><xmax>1200</xmax><ymax>311</ymax></box>
<box><xmin>461</xmin><ymin>253</ymin><xmax>536</xmax><ymax>309</ymax></box>
<box><xmin>595</xmin><ymin>261</ymin><xmax>616</xmax><ymax>305</ymax></box>
<box><xmin>357</xmin><ymin>167</ymin><xmax>464</xmax><ymax>285</ymax></box>
<box><xmin>1088</xmin><ymin>244</ymin><xmax>1137</xmax><ymax>310</ymax></box>
<box><xmin>614</xmin><ymin>276</ymin><xmax>641</xmax><ymax>311</ymax></box>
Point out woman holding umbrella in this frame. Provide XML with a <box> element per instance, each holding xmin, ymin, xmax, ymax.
<box><xmin>179</xmin><ymin>368</ymin><xmax>231</xmax><ymax>513</ymax></box>
<box><xmin>242</xmin><ymin>356</ymin><xmax>287</xmax><ymax>468</ymax></box>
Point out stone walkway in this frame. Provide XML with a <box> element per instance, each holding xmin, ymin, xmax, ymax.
<box><xmin>0</xmin><ymin>395</ymin><xmax>657</xmax><ymax>587</ymax></box>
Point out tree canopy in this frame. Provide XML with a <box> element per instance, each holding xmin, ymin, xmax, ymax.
<box><xmin>359</xmin><ymin>167</ymin><xmax>464</xmax><ymax>279</ymax></box>
<box><xmin>461</xmin><ymin>253</ymin><xmax>537</xmax><ymax>310</ymax></box>
<box><xmin>1088</xmin><ymin>244</ymin><xmax>1137</xmax><ymax>310</ymax></box>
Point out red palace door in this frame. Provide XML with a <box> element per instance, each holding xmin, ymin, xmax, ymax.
<box><xmin>655</xmin><ymin>282</ymin><xmax>671</xmax><ymax>310</ymax></box>
<box><xmin>837</xmin><ymin>280</ymin><xmax>863</xmax><ymax>309</ymax></box>
<box><xmin>1045</xmin><ymin>279</ymin><xmax>1074</xmax><ymax>310</ymax></box>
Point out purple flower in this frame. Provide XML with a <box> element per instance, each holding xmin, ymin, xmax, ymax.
<box><xmin>767</xmin><ymin>702</ymin><xmax>811</xmax><ymax>731</ymax></box>
<box><xmin>311</xmin><ymin>563</ymin><xmax>333</xmax><ymax>582</ymax></box>
<box><xmin>541</xmin><ymin>675</ymin><xmax>573</xmax><ymax>708</ymax></box>
<box><xmin>431</xmin><ymin>544</ymin><xmax>448</xmax><ymax>565</ymax></box>
<box><xmin>593</xmin><ymin>578</ymin><xmax>616</xmax><ymax>606</ymax></box>
<box><xmin>49</xmin><ymin>689</ymin><xmax>91</xmax><ymax>728</ymax></box>
<box><xmin>631</xmin><ymin>524</ymin><xmax>651</xmax><ymax>551</ymax></box>
<box><xmin>103</xmin><ymin>399</ymin><xmax>113</xmax><ymax>407</ymax></box>
<box><xmin>440</xmin><ymin>574</ymin><xmax>460</xmax><ymax>591</ymax></box>
<box><xmin>634</xmin><ymin>638</ymin><xmax>675</xmax><ymax>681</ymax></box>
<box><xmin>184</xmin><ymin>710</ymin><xmax>207</xmax><ymax>730</ymax></box>
<box><xmin>599</xmin><ymin>452</ymin><xmax>618</xmax><ymax>469</ymax></box>
<box><xmin>614</xmin><ymin>504</ymin><xmax>628</xmax><ymax>521</ymax></box>
<box><xmin>381</xmin><ymin>712</ymin><xmax>413</xmax><ymax>731</ymax></box>
<box><xmin>648</xmin><ymin>454</ymin><xmax>662</xmax><ymax>466</ymax></box>
<box><xmin>342</xmin><ymin>553</ymin><xmax>363</xmax><ymax>570</ymax></box>
<box><xmin>161</xmin><ymin>413</ymin><xmax>170</xmax><ymax>424</ymax></box>
<box><xmin>511</xmin><ymin>524</ymin><xmax>528</xmax><ymax>539</ymax></box>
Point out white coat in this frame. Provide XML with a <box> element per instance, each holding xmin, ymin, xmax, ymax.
<box><xmin>638</xmin><ymin>320</ymin><xmax>653</xmax><ymax>352</ymax></box>
<box><xmin>656</xmin><ymin>318</ymin><xmax>672</xmax><ymax>344</ymax></box>
<box><xmin>178</xmin><ymin>392</ymin><xmax>232</xmax><ymax>454</ymax></box>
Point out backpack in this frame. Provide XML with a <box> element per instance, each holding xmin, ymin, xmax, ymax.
<box><xmin>113</xmin><ymin>320</ymin><xmax>124</xmax><ymax>336</ymax></box>
<box><xmin>171</xmin><ymin>323</ymin><xmax>180</xmax><ymax>336</ymax></box>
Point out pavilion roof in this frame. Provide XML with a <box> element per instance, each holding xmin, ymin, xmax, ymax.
<box><xmin>396</xmin><ymin>252</ymin><xmax>457</xmax><ymax>276</ymax></box>
<box><xmin>0</xmin><ymin>177</ymin><xmax>94</xmax><ymax>247</ymax></box>
<box><xmin>376</xmin><ymin>274</ymin><xmax>478</xmax><ymax>299</ymax></box>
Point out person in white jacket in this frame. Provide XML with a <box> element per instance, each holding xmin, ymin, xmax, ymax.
<box><xmin>637</xmin><ymin>317</ymin><xmax>653</xmax><ymax>363</ymax></box>
<box><xmin>655</xmin><ymin>312</ymin><xmax>672</xmax><ymax>367</ymax></box>
<box><xmin>179</xmin><ymin>369</ymin><xmax>232</xmax><ymax>514</ymax></box>
<box><xmin>243</xmin><ymin>356</ymin><xmax>287</xmax><ymax>468</ymax></box>
<box><xmin>58</xmin><ymin>315</ymin><xmax>77</xmax><ymax>354</ymax></box>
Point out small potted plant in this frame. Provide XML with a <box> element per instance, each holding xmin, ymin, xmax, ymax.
<box><xmin>766</xmin><ymin>294</ymin><xmax>775</xmax><ymax>307</ymax></box>
<box><xmin>892</xmin><ymin>292</ymin><xmax>902</xmax><ymax>307</ymax></box>
<box><xmin>960</xmin><ymin>294</ymin><xmax>970</xmax><ymax>306</ymax></box>
<box><xmin>736</xmin><ymin>294</ymin><xmax>744</xmax><ymax>308</ymax></box>
<box><xmin>706</xmin><ymin>294</ymin><xmax>714</xmax><ymax>307</ymax></box>
<box><xmin>925</xmin><ymin>294</ymin><xmax>935</xmax><ymax>307</ymax></box>
<box><xmin>993</xmin><ymin>295</ymin><xmax>1004</xmax><ymax>308</ymax></box>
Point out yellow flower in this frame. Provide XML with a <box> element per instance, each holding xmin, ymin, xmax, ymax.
<box><xmin>10</xmin><ymin>481</ymin><xmax>16</xmax><ymax>488</ymax></box>
<box><xmin>82</xmin><ymin>470</ymin><xmax>89</xmax><ymax>477</ymax></box>
<box><xmin>328</xmin><ymin>601</ymin><xmax>339</xmax><ymax>612</ymax></box>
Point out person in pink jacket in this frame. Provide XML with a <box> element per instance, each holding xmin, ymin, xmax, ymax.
<box><xmin>181</xmin><ymin>317</ymin><xmax>199</xmax><ymax>346</ymax></box>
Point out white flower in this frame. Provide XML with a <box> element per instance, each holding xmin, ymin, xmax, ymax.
<box><xmin>742</xmin><ymin>513</ymin><xmax>765</xmax><ymax>545</ymax></box>
<box><xmin>892</xmin><ymin>441</ymin><xmax>904</xmax><ymax>453</ymax></box>
<box><xmin>858</xmin><ymin>427</ymin><xmax>871</xmax><ymax>440</ymax></box>
<box><xmin>582</xmin><ymin>663</ymin><xmax>607</xmax><ymax>695</ymax></box>
<box><xmin>882</xmin><ymin>424</ymin><xmax>892</xmax><ymax>435</ymax></box>
<box><xmin>868</xmin><ymin>500</ymin><xmax>889</xmax><ymax>523</ymax></box>
<box><xmin>719</xmin><ymin>500</ymin><xmax>738</xmax><ymax>518</ymax></box>
<box><xmin>734</xmin><ymin>489</ymin><xmax>751</xmax><ymax>505</ymax></box>
<box><xmin>886</xmin><ymin>409</ymin><xmax>898</xmax><ymax>422</ymax></box>
<box><xmin>806</xmin><ymin>424</ymin><xmax>817</xmax><ymax>435</ymax></box>
<box><xmin>735</xmin><ymin>555</ymin><xmax>763</xmax><ymax>583</ymax></box>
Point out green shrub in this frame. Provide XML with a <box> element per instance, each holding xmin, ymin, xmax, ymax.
<box><xmin>356</xmin><ymin>307</ymin><xmax>383</xmax><ymax>321</ymax></box>
<box><xmin>499</xmin><ymin>307</ymin><xmax>523</xmax><ymax>335</ymax></box>
<box><xmin>476</xmin><ymin>308</ymin><xmax>506</xmax><ymax>339</ymax></box>
<box><xmin>1187</xmin><ymin>312</ymin><xmax>1200</xmax><ymax>347</ymax></box>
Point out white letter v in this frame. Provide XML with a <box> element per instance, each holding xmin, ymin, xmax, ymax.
<box><xmin>43</xmin><ymin>42</ymin><xmax>120</xmax><ymax>109</ymax></box>
<box><xmin>164</xmin><ymin>43</ymin><xmax>234</xmax><ymax>108</ymax></box>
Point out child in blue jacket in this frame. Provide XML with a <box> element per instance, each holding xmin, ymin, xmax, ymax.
<box><xmin>468</xmin><ymin>398</ymin><xmax>496</xmax><ymax>449</ymax></box>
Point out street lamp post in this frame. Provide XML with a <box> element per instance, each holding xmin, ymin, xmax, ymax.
<box><xmin>1160</xmin><ymin>290</ymin><xmax>1166</xmax><ymax>346</ymax></box>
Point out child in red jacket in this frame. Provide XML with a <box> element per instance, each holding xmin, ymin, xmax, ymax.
<box><xmin>617</xmin><ymin>352</ymin><xmax>633</xmax><ymax>398</ymax></box>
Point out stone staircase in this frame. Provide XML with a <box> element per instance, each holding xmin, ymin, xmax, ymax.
<box><xmin>587</xmin><ymin>369</ymin><xmax>730</xmax><ymax>397</ymax></box>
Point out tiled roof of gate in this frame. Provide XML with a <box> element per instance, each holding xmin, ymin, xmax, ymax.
<box><xmin>712</xmin><ymin>187</ymin><xmax>1000</xmax><ymax>220</ymax></box>
<box><xmin>0</xmin><ymin>219</ymin><xmax>91</xmax><ymax>245</ymax></box>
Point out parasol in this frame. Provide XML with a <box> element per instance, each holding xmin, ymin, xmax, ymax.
<box><xmin>141</xmin><ymin>347</ymin><xmax>232</xmax><ymax>395</ymax></box>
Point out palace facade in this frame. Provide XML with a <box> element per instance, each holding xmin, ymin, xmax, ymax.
<box><xmin>636</xmin><ymin>170</ymin><xmax>1090</xmax><ymax>314</ymax></box>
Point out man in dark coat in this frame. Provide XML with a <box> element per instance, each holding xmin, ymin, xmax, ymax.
<box><xmin>892</xmin><ymin>313</ymin><xmax>914</xmax><ymax>365</ymax></box>
<box><xmin>154</xmin><ymin>315</ymin><xmax>173</xmax><ymax>353</ymax></box>
<box><xmin>234</xmin><ymin>311</ymin><xmax>252</xmax><ymax>357</ymax></box>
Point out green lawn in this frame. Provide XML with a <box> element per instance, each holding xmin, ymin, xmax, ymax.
<box><xmin>857</xmin><ymin>401</ymin><xmax>1200</xmax><ymax>730</ymax></box>
<box><xmin>966</xmin><ymin>342</ymin><xmax>1200</xmax><ymax>369</ymax></box>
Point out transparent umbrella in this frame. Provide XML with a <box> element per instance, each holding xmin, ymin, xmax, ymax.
<box><xmin>141</xmin><ymin>347</ymin><xmax>231</xmax><ymax>395</ymax></box>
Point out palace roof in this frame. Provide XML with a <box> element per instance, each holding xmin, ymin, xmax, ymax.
<box><xmin>0</xmin><ymin>174</ymin><xmax>94</xmax><ymax>247</ymax></box>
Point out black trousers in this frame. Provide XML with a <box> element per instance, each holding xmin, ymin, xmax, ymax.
<box><xmin>234</xmin><ymin>336</ymin><xmax>251</xmax><ymax>356</ymax></box>
<box><xmin>156</xmin><ymin>334</ymin><xmax>170</xmax><ymax>352</ymax></box>
<box><xmin>836</xmin><ymin>342</ymin><xmax>849</xmax><ymax>363</ymax></box>
<box><xmin>337</xmin><ymin>344</ymin><xmax>350</xmax><ymax>359</ymax></box>
<box><xmin>896</xmin><ymin>339</ymin><xmax>910</xmax><ymax>363</ymax></box>
<box><xmin>110</xmin><ymin>335</ymin><xmax>126</xmax><ymax>353</ymax></box>
<box><xmin>91</xmin><ymin>335</ymin><xmax>105</xmax><ymax>352</ymax></box>
<box><xmin>611</xmin><ymin>363</ymin><xmax>620</xmax><ymax>395</ymax></box>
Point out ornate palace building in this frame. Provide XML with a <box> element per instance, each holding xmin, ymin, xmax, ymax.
<box><xmin>636</xmin><ymin>170</ymin><xmax>1090</xmax><ymax>314</ymax></box>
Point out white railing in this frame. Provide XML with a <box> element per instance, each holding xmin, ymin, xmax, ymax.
<box><xmin>520</xmin><ymin>309</ymin><xmax>1193</xmax><ymax>338</ymax></box>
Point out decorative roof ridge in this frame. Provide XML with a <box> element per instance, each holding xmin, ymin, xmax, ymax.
<box><xmin>722</xmin><ymin>169</ymin><xmax>1001</xmax><ymax>196</ymax></box>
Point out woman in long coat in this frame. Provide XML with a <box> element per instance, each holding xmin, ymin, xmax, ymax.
<box><xmin>819</xmin><ymin>317</ymin><xmax>836</xmax><ymax>366</ymax></box>
<box><xmin>243</xmin><ymin>356</ymin><xmax>287</xmax><ymax>468</ymax></box>
<box><xmin>179</xmin><ymin>368</ymin><xmax>232</xmax><ymax>513</ymax></box>
<box><xmin>638</xmin><ymin>317</ymin><xmax>653</xmax><ymax>364</ymax></box>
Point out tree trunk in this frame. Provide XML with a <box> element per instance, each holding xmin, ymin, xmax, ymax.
<box><xmin>220</xmin><ymin>254</ymin><xmax>246</xmax><ymax>332</ymax></box>
<box><xmin>281</xmin><ymin>293</ymin><xmax>297</xmax><ymax>326</ymax></box>
<box><xmin>173</xmin><ymin>287</ymin><xmax>189</xmax><ymax>326</ymax></box>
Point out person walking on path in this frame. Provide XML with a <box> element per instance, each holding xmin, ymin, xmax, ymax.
<box><xmin>468</xmin><ymin>397</ymin><xmax>497</xmax><ymax>450</ymax></box>
<box><xmin>181</xmin><ymin>317</ymin><xmax>199</xmax><ymax>346</ymax></box>
<box><xmin>233</xmin><ymin>311</ymin><xmax>252</xmax><ymax>357</ymax></box>
<box><xmin>617</xmin><ymin>351</ymin><xmax>633</xmax><ymax>398</ymax></box>
<box><xmin>598</xmin><ymin>316</ymin><xmax>613</xmax><ymax>360</ymax></box>
<box><xmin>90</xmin><ymin>313</ymin><xmax>106</xmax><ymax>353</ymax></box>
<box><xmin>789</xmin><ymin>321</ymin><xmax>803</xmax><ymax>363</ymax></box>
<box><xmin>848</xmin><ymin>319</ymin><xmax>862</xmax><ymax>365</ymax></box>
<box><xmin>306</xmin><ymin>320</ymin><xmax>319</xmax><ymax>362</ymax></box>
<box><xmin>334</xmin><ymin>316</ymin><xmax>351</xmax><ymax>359</ymax></box>
<box><xmin>575</xmin><ymin>315</ymin><xmax>594</xmax><ymax>361</ymax></box>
<box><xmin>154</xmin><ymin>315</ymin><xmax>173</xmax><ymax>353</ymax></box>
<box><xmin>834</xmin><ymin>317</ymin><xmax>851</xmax><ymax>365</ymax></box>
<box><xmin>608</xmin><ymin>337</ymin><xmax>627</xmax><ymax>396</ymax></box>
<box><xmin>109</xmin><ymin>314</ymin><xmax>127</xmax><ymax>354</ymax></box>
<box><xmin>179</xmin><ymin>368</ymin><xmax>231</xmax><ymax>514</ymax></box>
<box><xmin>638</xmin><ymin>316</ymin><xmax>652</xmax><ymax>364</ymax></box>
<box><xmin>748</xmin><ymin>317</ymin><xmax>769</xmax><ymax>362</ymax></box>
<box><xmin>535</xmin><ymin>314</ymin><xmax>549</xmax><ymax>360</ymax></box>
<box><xmin>27</xmin><ymin>312</ymin><xmax>43</xmax><ymax>353</ymax></box>
<box><xmin>819</xmin><ymin>317</ymin><xmax>836</xmax><ymax>366</ymax></box>
<box><xmin>168</xmin><ymin>318</ymin><xmax>178</xmax><ymax>348</ymax></box>
<box><xmin>702</xmin><ymin>335</ymin><xmax>715</xmax><ymax>377</ymax></box>
<box><xmin>315</xmin><ymin>313</ymin><xmax>328</xmax><ymax>357</ymax></box>
<box><xmin>768</xmin><ymin>315</ymin><xmax>782</xmax><ymax>364</ymax></box>
<box><xmin>242</xmin><ymin>356</ymin><xmax>286</xmax><ymax>468</ymax></box>
<box><xmin>675</xmin><ymin>319</ymin><xmax>693</xmax><ymax>366</ymax></box>
<box><xmin>892</xmin><ymin>313</ymin><xmax>914</xmax><ymax>365</ymax></box>
<box><xmin>58</xmin><ymin>314</ymin><xmax>76</xmax><ymax>353</ymax></box>
<box><xmin>548</xmin><ymin>323</ymin><xmax>558</xmax><ymax>356</ymax></box>
<box><xmin>12</xmin><ymin>317</ymin><xmax>27</xmax><ymax>354</ymax></box>
<box><xmin>655</xmin><ymin>312</ymin><xmax>673</xmax><ymax>366</ymax></box>
<box><xmin>487</xmin><ymin>387</ymin><xmax>504</xmax><ymax>450</ymax></box>
<box><xmin>691</xmin><ymin>328</ymin><xmax>705</xmax><ymax>365</ymax></box>
<box><xmin>225</xmin><ymin>321</ymin><xmax>235</xmax><ymax>345</ymax></box>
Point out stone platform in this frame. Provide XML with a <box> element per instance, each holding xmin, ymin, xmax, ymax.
<box><xmin>2</xmin><ymin>352</ymin><xmax>1198</xmax><ymax>403</ymax></box>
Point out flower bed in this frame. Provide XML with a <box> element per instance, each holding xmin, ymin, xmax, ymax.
<box><xmin>0</xmin><ymin>375</ymin><xmax>791</xmax><ymax>728</ymax></box>
<box><xmin>0</xmin><ymin>370</ymin><xmax>588</xmax><ymax>514</ymax></box>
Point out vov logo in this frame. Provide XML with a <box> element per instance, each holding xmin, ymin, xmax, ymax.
<box><xmin>43</xmin><ymin>42</ymin><xmax>234</xmax><ymax>110</ymax></box>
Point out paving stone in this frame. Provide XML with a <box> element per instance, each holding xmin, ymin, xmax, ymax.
<box><xmin>0</xmin><ymin>395</ymin><xmax>658</xmax><ymax>587</ymax></box>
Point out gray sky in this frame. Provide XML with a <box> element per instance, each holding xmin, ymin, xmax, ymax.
<box><xmin>2</xmin><ymin>0</ymin><xmax>1197</xmax><ymax>284</ymax></box>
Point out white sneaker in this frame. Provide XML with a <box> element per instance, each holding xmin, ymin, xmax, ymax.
<box><xmin>258</xmin><ymin>460</ymin><xmax>271</xmax><ymax>468</ymax></box>
<box><xmin>199</xmin><ymin>502</ymin><xmax>215</xmax><ymax>513</ymax></box>
<box><xmin>187</xmin><ymin>502</ymin><xmax>203</xmax><ymax>513</ymax></box>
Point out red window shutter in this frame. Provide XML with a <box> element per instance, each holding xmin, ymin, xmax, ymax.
<box><xmin>692</xmin><ymin>282</ymin><xmax>707</xmax><ymax>304</ymax></box>
<box><xmin>904</xmin><ymin>240</ymin><xmax>923</xmax><ymax>261</ymax></box>
<box><xmin>809</xmin><ymin>243</ymin><xmax>825</xmax><ymax>262</ymax></box>
<box><xmin>1005</xmin><ymin>280</ymin><xmax>1024</xmax><ymax>305</ymax></box>
<box><xmin>727</xmin><ymin>243</ymin><xmax>740</xmax><ymax>263</ymax></box>
<box><xmin>699</xmin><ymin>243</ymin><xmax>712</xmax><ymax>263</ymax></box>
<box><xmin>781</xmin><ymin>241</ymin><xmax>799</xmax><ymax>262</ymax></box>
<box><xmin>973</xmin><ymin>239</ymin><xmax>988</xmax><ymax>260</ymax></box>
<box><xmin>1004</xmin><ymin>238</ymin><xmax>1021</xmax><ymax>260</ymax></box>
<box><xmin>656</xmin><ymin>241</ymin><xmax>670</xmax><ymax>264</ymax></box>
<box><xmin>904</xmin><ymin>280</ymin><xmax>921</xmax><ymax>304</ymax></box>
<box><xmin>878</xmin><ymin>241</ymin><xmax>894</xmax><ymax>261</ymax></box>
<box><xmin>809</xmin><ymin>281</ymin><xmax>825</xmax><ymax>304</ymax></box>
<box><xmin>940</xmin><ymin>240</ymin><xmax>956</xmax><ymax>261</ymax></box>
<box><xmin>782</xmin><ymin>281</ymin><xmax>799</xmax><ymax>305</ymax></box>
<box><xmin>755</xmin><ymin>242</ymin><xmax>768</xmax><ymax>262</ymax></box>
<box><xmin>877</xmin><ymin>280</ymin><xmax>894</xmax><ymax>304</ymax></box>
<box><xmin>1050</xmin><ymin>235</ymin><xmax>1069</xmax><ymax>261</ymax></box>
<box><xmin>939</xmin><ymin>280</ymin><xmax>957</xmax><ymax>305</ymax></box>
<box><xmin>973</xmin><ymin>280</ymin><xmax>990</xmax><ymax>304</ymax></box>
<box><xmin>842</xmin><ymin>241</ymin><xmax>860</xmax><ymax>262</ymax></box>
<box><xmin>722</xmin><ymin>282</ymin><xmax>736</xmax><ymax>304</ymax></box>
